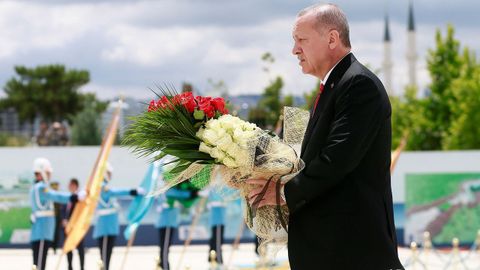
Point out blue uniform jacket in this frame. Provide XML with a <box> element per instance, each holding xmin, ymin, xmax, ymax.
<box><xmin>93</xmin><ymin>182</ymin><xmax>132</xmax><ymax>239</ymax></box>
<box><xmin>208</xmin><ymin>188</ymin><xmax>226</xmax><ymax>227</ymax></box>
<box><xmin>29</xmin><ymin>181</ymin><xmax>71</xmax><ymax>242</ymax></box>
<box><xmin>155</xmin><ymin>188</ymin><xmax>191</xmax><ymax>229</ymax></box>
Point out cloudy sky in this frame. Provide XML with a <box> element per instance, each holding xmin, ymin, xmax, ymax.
<box><xmin>0</xmin><ymin>0</ymin><xmax>478</xmax><ymax>100</ymax></box>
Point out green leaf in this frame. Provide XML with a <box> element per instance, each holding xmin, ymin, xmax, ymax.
<box><xmin>193</xmin><ymin>109</ymin><xmax>205</xmax><ymax>120</ymax></box>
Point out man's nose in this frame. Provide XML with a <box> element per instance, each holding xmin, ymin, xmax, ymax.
<box><xmin>292</xmin><ymin>43</ymin><xmax>301</xmax><ymax>55</ymax></box>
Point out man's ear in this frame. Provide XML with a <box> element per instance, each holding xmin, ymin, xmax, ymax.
<box><xmin>328</xmin><ymin>30</ymin><xmax>340</xmax><ymax>49</ymax></box>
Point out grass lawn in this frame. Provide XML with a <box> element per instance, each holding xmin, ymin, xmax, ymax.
<box><xmin>405</xmin><ymin>173</ymin><xmax>480</xmax><ymax>209</ymax></box>
<box><xmin>434</xmin><ymin>205</ymin><xmax>480</xmax><ymax>244</ymax></box>
<box><xmin>0</xmin><ymin>207</ymin><xmax>30</xmax><ymax>243</ymax></box>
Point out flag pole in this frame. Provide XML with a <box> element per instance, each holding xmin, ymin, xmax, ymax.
<box><xmin>175</xmin><ymin>197</ymin><xmax>208</xmax><ymax>270</ymax></box>
<box><xmin>119</xmin><ymin>228</ymin><xmax>137</xmax><ymax>270</ymax></box>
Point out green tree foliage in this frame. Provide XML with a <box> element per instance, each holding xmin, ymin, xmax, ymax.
<box><xmin>259</xmin><ymin>76</ymin><xmax>284</xmax><ymax>127</ymax></box>
<box><xmin>422</xmin><ymin>24</ymin><xmax>463</xmax><ymax>149</ymax></box>
<box><xmin>1</xmin><ymin>65</ymin><xmax>90</xmax><ymax>124</ymax></box>
<box><xmin>0</xmin><ymin>132</ymin><xmax>29</xmax><ymax>146</ymax></box>
<box><xmin>392</xmin><ymin>25</ymin><xmax>480</xmax><ymax>150</ymax></box>
<box><xmin>283</xmin><ymin>94</ymin><xmax>294</xmax><ymax>107</ymax></box>
<box><xmin>443</xmin><ymin>50</ymin><xmax>480</xmax><ymax>149</ymax></box>
<box><xmin>248</xmin><ymin>107</ymin><xmax>267</xmax><ymax>128</ymax></box>
<box><xmin>70</xmin><ymin>94</ymin><xmax>106</xmax><ymax>145</ymax></box>
<box><xmin>251</xmin><ymin>52</ymin><xmax>295</xmax><ymax>128</ymax></box>
<box><xmin>391</xmin><ymin>86</ymin><xmax>429</xmax><ymax>150</ymax></box>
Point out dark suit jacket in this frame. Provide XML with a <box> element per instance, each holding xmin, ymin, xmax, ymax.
<box><xmin>284</xmin><ymin>53</ymin><xmax>404</xmax><ymax>270</ymax></box>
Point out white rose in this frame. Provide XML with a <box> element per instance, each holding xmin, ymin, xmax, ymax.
<box><xmin>223</xmin><ymin>157</ymin><xmax>238</xmax><ymax>168</ymax></box>
<box><xmin>219</xmin><ymin>118</ymin><xmax>235</xmax><ymax>131</ymax></box>
<box><xmin>244</xmin><ymin>123</ymin><xmax>257</xmax><ymax>131</ymax></box>
<box><xmin>225</xmin><ymin>143</ymin><xmax>241</xmax><ymax>158</ymax></box>
<box><xmin>214</xmin><ymin>127</ymin><xmax>227</xmax><ymax>139</ymax></box>
<box><xmin>216</xmin><ymin>134</ymin><xmax>233</xmax><ymax>151</ymax></box>
<box><xmin>196</xmin><ymin>127</ymin><xmax>206</xmax><ymax>139</ymax></box>
<box><xmin>210</xmin><ymin>147</ymin><xmax>226</xmax><ymax>161</ymax></box>
<box><xmin>199</xmin><ymin>142</ymin><xmax>213</xmax><ymax>154</ymax></box>
<box><xmin>202</xmin><ymin>129</ymin><xmax>219</xmax><ymax>145</ymax></box>
<box><xmin>205</xmin><ymin>119</ymin><xmax>221</xmax><ymax>130</ymax></box>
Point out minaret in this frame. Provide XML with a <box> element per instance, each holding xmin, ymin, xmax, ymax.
<box><xmin>382</xmin><ymin>14</ymin><xmax>393</xmax><ymax>96</ymax></box>
<box><xmin>406</xmin><ymin>1</ymin><xmax>417</xmax><ymax>88</ymax></box>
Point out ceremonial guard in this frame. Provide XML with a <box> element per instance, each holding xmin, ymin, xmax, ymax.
<box><xmin>30</xmin><ymin>157</ymin><xmax>82</xmax><ymax>270</ymax></box>
<box><xmin>93</xmin><ymin>163</ymin><xmax>144</xmax><ymax>270</ymax></box>
<box><xmin>206</xmin><ymin>187</ymin><xmax>226</xmax><ymax>265</ymax></box>
<box><xmin>155</xmin><ymin>181</ymin><xmax>199</xmax><ymax>270</ymax></box>
<box><xmin>62</xmin><ymin>178</ymin><xmax>85</xmax><ymax>270</ymax></box>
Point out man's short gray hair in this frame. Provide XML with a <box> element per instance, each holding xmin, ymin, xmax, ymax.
<box><xmin>298</xmin><ymin>3</ymin><xmax>351</xmax><ymax>48</ymax></box>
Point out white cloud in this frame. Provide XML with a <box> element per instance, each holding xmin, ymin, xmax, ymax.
<box><xmin>101</xmin><ymin>25</ymin><xmax>207</xmax><ymax>66</ymax></box>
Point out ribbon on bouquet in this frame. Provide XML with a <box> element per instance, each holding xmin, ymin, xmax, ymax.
<box><xmin>249</xmin><ymin>171</ymin><xmax>293</xmax><ymax>234</ymax></box>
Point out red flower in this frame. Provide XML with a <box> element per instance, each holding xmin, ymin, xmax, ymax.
<box><xmin>155</xmin><ymin>96</ymin><xmax>171</xmax><ymax>109</ymax></box>
<box><xmin>179</xmin><ymin>92</ymin><xmax>196</xmax><ymax>113</ymax></box>
<box><xmin>211</xmin><ymin>97</ymin><xmax>228</xmax><ymax>114</ymax></box>
<box><xmin>198</xmin><ymin>98</ymin><xmax>215</xmax><ymax>118</ymax></box>
<box><xmin>147</xmin><ymin>100</ymin><xmax>157</xmax><ymax>112</ymax></box>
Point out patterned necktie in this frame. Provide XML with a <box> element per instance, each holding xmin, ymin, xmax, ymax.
<box><xmin>312</xmin><ymin>83</ymin><xmax>325</xmax><ymax>118</ymax></box>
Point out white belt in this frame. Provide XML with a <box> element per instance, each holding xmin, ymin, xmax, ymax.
<box><xmin>162</xmin><ymin>201</ymin><xmax>181</xmax><ymax>208</ymax></box>
<box><xmin>208</xmin><ymin>201</ymin><xmax>225</xmax><ymax>208</ymax></box>
<box><xmin>34</xmin><ymin>210</ymin><xmax>55</xmax><ymax>217</ymax></box>
<box><xmin>97</xmin><ymin>208</ymin><xmax>117</xmax><ymax>216</ymax></box>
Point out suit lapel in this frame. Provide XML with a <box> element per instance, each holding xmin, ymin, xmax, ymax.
<box><xmin>301</xmin><ymin>53</ymin><xmax>357</xmax><ymax>156</ymax></box>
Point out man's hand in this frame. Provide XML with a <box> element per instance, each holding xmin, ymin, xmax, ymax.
<box><xmin>247</xmin><ymin>179</ymin><xmax>286</xmax><ymax>208</ymax></box>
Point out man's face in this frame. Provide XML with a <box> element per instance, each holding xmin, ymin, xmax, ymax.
<box><xmin>34</xmin><ymin>172</ymin><xmax>43</xmax><ymax>181</ymax></box>
<box><xmin>69</xmin><ymin>183</ymin><xmax>78</xmax><ymax>193</ymax></box>
<box><xmin>34</xmin><ymin>171</ymin><xmax>51</xmax><ymax>181</ymax></box>
<box><xmin>292</xmin><ymin>14</ymin><xmax>330</xmax><ymax>78</ymax></box>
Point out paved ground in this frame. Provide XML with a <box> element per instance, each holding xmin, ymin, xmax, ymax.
<box><xmin>2</xmin><ymin>244</ymin><xmax>480</xmax><ymax>269</ymax></box>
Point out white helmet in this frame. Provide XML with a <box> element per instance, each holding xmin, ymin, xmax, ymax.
<box><xmin>106</xmin><ymin>162</ymin><xmax>114</xmax><ymax>173</ymax></box>
<box><xmin>104</xmin><ymin>162</ymin><xmax>113</xmax><ymax>181</ymax></box>
<box><xmin>33</xmin><ymin>157</ymin><xmax>53</xmax><ymax>181</ymax></box>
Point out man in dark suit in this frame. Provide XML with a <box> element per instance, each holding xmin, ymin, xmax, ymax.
<box><xmin>248</xmin><ymin>3</ymin><xmax>404</xmax><ymax>269</ymax></box>
<box><xmin>63</xmin><ymin>178</ymin><xmax>85</xmax><ymax>270</ymax></box>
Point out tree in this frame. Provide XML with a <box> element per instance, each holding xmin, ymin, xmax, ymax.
<box><xmin>391</xmin><ymin>25</ymin><xmax>480</xmax><ymax>151</ymax></box>
<box><xmin>283</xmin><ymin>94</ymin><xmax>294</xmax><ymax>107</ymax></box>
<box><xmin>248</xmin><ymin>107</ymin><xmax>267</xmax><ymax>128</ymax></box>
<box><xmin>422</xmin><ymin>25</ymin><xmax>463</xmax><ymax>150</ymax></box>
<box><xmin>70</xmin><ymin>94</ymin><xmax>106</xmax><ymax>145</ymax></box>
<box><xmin>1</xmin><ymin>65</ymin><xmax>90</xmax><ymax>125</ymax></box>
<box><xmin>391</xmin><ymin>86</ymin><xmax>429</xmax><ymax>150</ymax></box>
<box><xmin>181</xmin><ymin>82</ymin><xmax>193</xmax><ymax>93</ymax></box>
<box><xmin>443</xmin><ymin>49</ymin><xmax>480</xmax><ymax>149</ymax></box>
<box><xmin>259</xmin><ymin>76</ymin><xmax>284</xmax><ymax>127</ymax></box>
<box><xmin>255</xmin><ymin>52</ymin><xmax>285</xmax><ymax>128</ymax></box>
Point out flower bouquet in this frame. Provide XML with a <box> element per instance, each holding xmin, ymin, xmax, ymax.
<box><xmin>123</xmin><ymin>87</ymin><xmax>309</xmax><ymax>250</ymax></box>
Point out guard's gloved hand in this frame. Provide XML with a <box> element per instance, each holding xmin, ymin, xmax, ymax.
<box><xmin>30</xmin><ymin>213</ymin><xmax>36</xmax><ymax>224</ymax></box>
<box><xmin>78</xmin><ymin>190</ymin><xmax>87</xmax><ymax>201</ymax></box>
<box><xmin>137</xmin><ymin>187</ymin><xmax>146</xmax><ymax>196</ymax></box>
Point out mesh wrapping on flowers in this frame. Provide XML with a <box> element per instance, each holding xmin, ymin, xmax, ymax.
<box><xmin>151</xmin><ymin>107</ymin><xmax>310</xmax><ymax>254</ymax></box>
